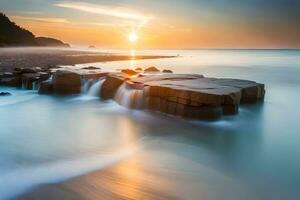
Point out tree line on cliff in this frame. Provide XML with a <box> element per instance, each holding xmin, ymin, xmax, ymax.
<box><xmin>0</xmin><ymin>13</ymin><xmax>70</xmax><ymax>47</ymax></box>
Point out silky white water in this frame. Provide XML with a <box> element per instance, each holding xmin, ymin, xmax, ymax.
<box><xmin>1</xmin><ymin>49</ymin><xmax>300</xmax><ymax>200</ymax></box>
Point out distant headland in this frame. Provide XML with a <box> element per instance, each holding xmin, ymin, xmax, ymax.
<box><xmin>0</xmin><ymin>13</ymin><xmax>70</xmax><ymax>47</ymax></box>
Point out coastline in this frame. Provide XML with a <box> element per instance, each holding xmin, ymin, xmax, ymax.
<box><xmin>0</xmin><ymin>47</ymin><xmax>174</xmax><ymax>72</ymax></box>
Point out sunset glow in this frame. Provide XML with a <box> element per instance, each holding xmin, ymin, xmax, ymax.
<box><xmin>1</xmin><ymin>0</ymin><xmax>300</xmax><ymax>48</ymax></box>
<box><xmin>128</xmin><ymin>32</ymin><xmax>138</xmax><ymax>43</ymax></box>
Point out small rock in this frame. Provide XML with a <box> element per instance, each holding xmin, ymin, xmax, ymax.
<box><xmin>135</xmin><ymin>67</ymin><xmax>143</xmax><ymax>71</ymax></box>
<box><xmin>121</xmin><ymin>69</ymin><xmax>138</xmax><ymax>76</ymax></box>
<box><xmin>0</xmin><ymin>92</ymin><xmax>11</xmax><ymax>96</ymax></box>
<box><xmin>21</xmin><ymin>68</ymin><xmax>36</xmax><ymax>74</ymax></box>
<box><xmin>14</xmin><ymin>67</ymin><xmax>23</xmax><ymax>71</ymax></box>
<box><xmin>162</xmin><ymin>69</ymin><xmax>173</xmax><ymax>73</ymax></box>
<box><xmin>82</xmin><ymin>66</ymin><xmax>101</xmax><ymax>70</ymax></box>
<box><xmin>0</xmin><ymin>72</ymin><xmax>13</xmax><ymax>77</ymax></box>
<box><xmin>144</xmin><ymin>66</ymin><xmax>160</xmax><ymax>72</ymax></box>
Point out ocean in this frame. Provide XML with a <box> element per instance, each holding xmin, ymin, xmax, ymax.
<box><xmin>1</xmin><ymin>49</ymin><xmax>300</xmax><ymax>200</ymax></box>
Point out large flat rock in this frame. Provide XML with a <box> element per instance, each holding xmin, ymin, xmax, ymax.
<box><xmin>1</xmin><ymin>67</ymin><xmax>265</xmax><ymax>120</ymax></box>
<box><xmin>101</xmin><ymin>73</ymin><xmax>265</xmax><ymax>120</ymax></box>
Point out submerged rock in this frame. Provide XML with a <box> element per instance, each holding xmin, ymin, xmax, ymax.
<box><xmin>144</xmin><ymin>66</ymin><xmax>160</xmax><ymax>72</ymax></box>
<box><xmin>0</xmin><ymin>92</ymin><xmax>11</xmax><ymax>96</ymax></box>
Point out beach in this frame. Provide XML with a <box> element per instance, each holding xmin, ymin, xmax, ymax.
<box><xmin>0</xmin><ymin>47</ymin><xmax>173</xmax><ymax>72</ymax></box>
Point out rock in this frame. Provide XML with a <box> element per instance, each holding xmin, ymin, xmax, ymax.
<box><xmin>21</xmin><ymin>68</ymin><xmax>37</xmax><ymax>74</ymax></box>
<box><xmin>121</xmin><ymin>69</ymin><xmax>138</xmax><ymax>76</ymax></box>
<box><xmin>14</xmin><ymin>67</ymin><xmax>23</xmax><ymax>71</ymax></box>
<box><xmin>0</xmin><ymin>92</ymin><xmax>11</xmax><ymax>96</ymax></box>
<box><xmin>101</xmin><ymin>73</ymin><xmax>130</xmax><ymax>99</ymax></box>
<box><xmin>102</xmin><ymin>73</ymin><xmax>265</xmax><ymax>120</ymax></box>
<box><xmin>52</xmin><ymin>70</ymin><xmax>81</xmax><ymax>95</ymax></box>
<box><xmin>38</xmin><ymin>72</ymin><xmax>51</xmax><ymax>79</ymax></box>
<box><xmin>0</xmin><ymin>72</ymin><xmax>21</xmax><ymax>87</ymax></box>
<box><xmin>21</xmin><ymin>73</ymin><xmax>40</xmax><ymax>89</ymax></box>
<box><xmin>35</xmin><ymin>67</ymin><xmax>42</xmax><ymax>72</ymax></box>
<box><xmin>38</xmin><ymin>80</ymin><xmax>53</xmax><ymax>94</ymax></box>
<box><xmin>144</xmin><ymin>66</ymin><xmax>160</xmax><ymax>72</ymax></box>
<box><xmin>135</xmin><ymin>67</ymin><xmax>143</xmax><ymax>71</ymax></box>
<box><xmin>82</xmin><ymin>66</ymin><xmax>101</xmax><ymax>70</ymax></box>
<box><xmin>162</xmin><ymin>69</ymin><xmax>173</xmax><ymax>73</ymax></box>
<box><xmin>81</xmin><ymin>72</ymin><xmax>108</xmax><ymax>80</ymax></box>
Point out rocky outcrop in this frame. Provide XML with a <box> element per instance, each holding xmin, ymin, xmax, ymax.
<box><xmin>144</xmin><ymin>67</ymin><xmax>160</xmax><ymax>72</ymax></box>
<box><xmin>101</xmin><ymin>73</ymin><xmax>130</xmax><ymax>99</ymax></box>
<box><xmin>1</xmin><ymin>66</ymin><xmax>265</xmax><ymax>120</ymax></box>
<box><xmin>36</xmin><ymin>37</ymin><xmax>70</xmax><ymax>47</ymax></box>
<box><xmin>38</xmin><ymin>80</ymin><xmax>53</xmax><ymax>94</ymax></box>
<box><xmin>38</xmin><ymin>70</ymin><xmax>108</xmax><ymax>95</ymax></box>
<box><xmin>162</xmin><ymin>69</ymin><xmax>173</xmax><ymax>73</ymax></box>
<box><xmin>0</xmin><ymin>72</ymin><xmax>21</xmax><ymax>86</ymax></box>
<box><xmin>81</xmin><ymin>66</ymin><xmax>101</xmax><ymax>70</ymax></box>
<box><xmin>121</xmin><ymin>69</ymin><xmax>138</xmax><ymax>76</ymax></box>
<box><xmin>0</xmin><ymin>92</ymin><xmax>11</xmax><ymax>96</ymax></box>
<box><xmin>101</xmin><ymin>73</ymin><xmax>265</xmax><ymax>120</ymax></box>
<box><xmin>52</xmin><ymin>70</ymin><xmax>81</xmax><ymax>95</ymax></box>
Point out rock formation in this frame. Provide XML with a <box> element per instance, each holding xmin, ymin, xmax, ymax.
<box><xmin>1</xmin><ymin>67</ymin><xmax>265</xmax><ymax>120</ymax></box>
<box><xmin>101</xmin><ymin>73</ymin><xmax>265</xmax><ymax>120</ymax></box>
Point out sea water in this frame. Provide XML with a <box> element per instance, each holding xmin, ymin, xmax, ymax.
<box><xmin>1</xmin><ymin>49</ymin><xmax>300</xmax><ymax>200</ymax></box>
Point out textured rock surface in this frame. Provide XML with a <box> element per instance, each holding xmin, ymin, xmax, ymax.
<box><xmin>101</xmin><ymin>73</ymin><xmax>265</xmax><ymax>120</ymax></box>
<box><xmin>52</xmin><ymin>70</ymin><xmax>81</xmax><ymax>95</ymax></box>
<box><xmin>38</xmin><ymin>80</ymin><xmax>53</xmax><ymax>94</ymax></box>
<box><xmin>144</xmin><ymin>66</ymin><xmax>160</xmax><ymax>72</ymax></box>
<box><xmin>0</xmin><ymin>92</ymin><xmax>11</xmax><ymax>96</ymax></box>
<box><xmin>1</xmin><ymin>66</ymin><xmax>265</xmax><ymax>120</ymax></box>
<box><xmin>162</xmin><ymin>69</ymin><xmax>173</xmax><ymax>73</ymax></box>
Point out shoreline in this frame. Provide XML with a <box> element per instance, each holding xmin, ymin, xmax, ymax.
<box><xmin>0</xmin><ymin>47</ymin><xmax>175</xmax><ymax>73</ymax></box>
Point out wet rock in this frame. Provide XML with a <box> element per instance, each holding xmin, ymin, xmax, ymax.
<box><xmin>14</xmin><ymin>67</ymin><xmax>23</xmax><ymax>71</ymax></box>
<box><xmin>38</xmin><ymin>80</ymin><xmax>53</xmax><ymax>94</ymax></box>
<box><xmin>144</xmin><ymin>66</ymin><xmax>160</xmax><ymax>72</ymax></box>
<box><xmin>135</xmin><ymin>67</ymin><xmax>143</xmax><ymax>71</ymax></box>
<box><xmin>21</xmin><ymin>68</ymin><xmax>36</xmax><ymax>74</ymax></box>
<box><xmin>103</xmin><ymin>73</ymin><xmax>265</xmax><ymax>120</ymax></box>
<box><xmin>52</xmin><ymin>70</ymin><xmax>81</xmax><ymax>95</ymax></box>
<box><xmin>21</xmin><ymin>73</ymin><xmax>40</xmax><ymax>89</ymax></box>
<box><xmin>82</xmin><ymin>72</ymin><xmax>108</xmax><ymax>80</ymax></box>
<box><xmin>0</xmin><ymin>92</ymin><xmax>11</xmax><ymax>96</ymax></box>
<box><xmin>0</xmin><ymin>72</ymin><xmax>21</xmax><ymax>87</ymax></box>
<box><xmin>82</xmin><ymin>66</ymin><xmax>101</xmax><ymax>70</ymax></box>
<box><xmin>101</xmin><ymin>73</ymin><xmax>130</xmax><ymax>99</ymax></box>
<box><xmin>162</xmin><ymin>69</ymin><xmax>173</xmax><ymax>73</ymax></box>
<box><xmin>121</xmin><ymin>69</ymin><xmax>138</xmax><ymax>76</ymax></box>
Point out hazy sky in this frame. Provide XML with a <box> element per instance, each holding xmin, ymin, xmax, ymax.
<box><xmin>1</xmin><ymin>0</ymin><xmax>300</xmax><ymax>48</ymax></box>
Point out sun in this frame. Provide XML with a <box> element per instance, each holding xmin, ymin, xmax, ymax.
<box><xmin>128</xmin><ymin>32</ymin><xmax>138</xmax><ymax>43</ymax></box>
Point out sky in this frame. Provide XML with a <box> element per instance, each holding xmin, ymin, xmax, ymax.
<box><xmin>1</xmin><ymin>0</ymin><xmax>300</xmax><ymax>49</ymax></box>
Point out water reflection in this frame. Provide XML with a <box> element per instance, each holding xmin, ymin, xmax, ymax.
<box><xmin>1</xmin><ymin>49</ymin><xmax>300</xmax><ymax>199</ymax></box>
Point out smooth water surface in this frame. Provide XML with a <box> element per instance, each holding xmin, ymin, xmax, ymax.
<box><xmin>1</xmin><ymin>49</ymin><xmax>300</xmax><ymax>200</ymax></box>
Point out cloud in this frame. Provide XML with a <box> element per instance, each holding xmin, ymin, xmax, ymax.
<box><xmin>54</xmin><ymin>1</ymin><xmax>152</xmax><ymax>23</ymax></box>
<box><xmin>11</xmin><ymin>16</ymin><xmax>69</xmax><ymax>23</ymax></box>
